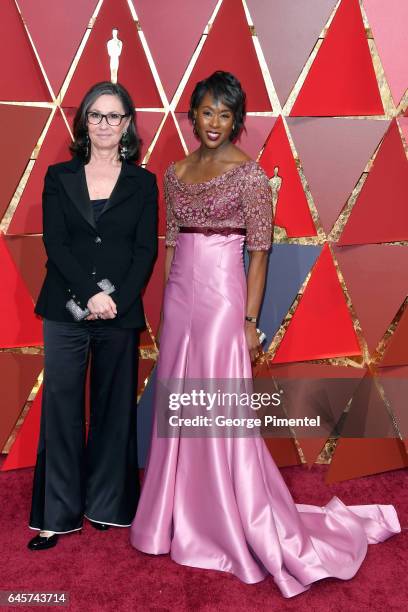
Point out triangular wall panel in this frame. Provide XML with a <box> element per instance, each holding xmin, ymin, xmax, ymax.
<box><xmin>245</xmin><ymin>245</ymin><xmax>322</xmax><ymax>347</ymax></box>
<box><xmin>291</xmin><ymin>0</ymin><xmax>383</xmax><ymax>116</ymax></box>
<box><xmin>138</xmin><ymin>112</ymin><xmax>165</xmax><ymax>162</ymax></box>
<box><xmin>264</xmin><ymin>363</ymin><xmax>365</xmax><ymax>466</ymax></box>
<box><xmin>63</xmin><ymin>0</ymin><xmax>161</xmax><ymax>108</ymax></box>
<box><xmin>380</xmin><ymin>307</ymin><xmax>408</xmax><ymax>367</ymax></box>
<box><xmin>0</xmin><ymin>105</ymin><xmax>51</xmax><ymax>222</ymax></box>
<box><xmin>0</xmin><ymin>0</ymin><xmax>50</xmax><ymax>101</ymax></box>
<box><xmin>273</xmin><ymin>245</ymin><xmax>361</xmax><ymax>363</ymax></box>
<box><xmin>134</xmin><ymin>0</ymin><xmax>218</xmax><ymax>101</ymax></box>
<box><xmin>1</xmin><ymin>385</ymin><xmax>43</xmax><ymax>471</ymax></box>
<box><xmin>0</xmin><ymin>234</ymin><xmax>43</xmax><ymax>348</ymax></box>
<box><xmin>0</xmin><ymin>354</ymin><xmax>43</xmax><ymax>453</ymax></box>
<box><xmin>17</xmin><ymin>0</ymin><xmax>98</xmax><ymax>95</ymax></box>
<box><xmin>287</xmin><ymin>118</ymin><xmax>390</xmax><ymax>233</ymax></box>
<box><xmin>363</xmin><ymin>0</ymin><xmax>408</xmax><ymax>106</ymax></box>
<box><xmin>339</xmin><ymin>121</ymin><xmax>408</xmax><ymax>244</ymax></box>
<box><xmin>380</xmin><ymin>366</ymin><xmax>408</xmax><ymax>443</ymax></box>
<box><xmin>176</xmin><ymin>0</ymin><xmax>271</xmax><ymax>112</ymax></box>
<box><xmin>247</xmin><ymin>0</ymin><xmax>337</xmax><ymax>106</ymax></box>
<box><xmin>8</xmin><ymin>110</ymin><xmax>72</xmax><ymax>235</ymax></box>
<box><xmin>334</xmin><ymin>245</ymin><xmax>408</xmax><ymax>354</ymax></box>
<box><xmin>259</xmin><ymin>117</ymin><xmax>317</xmax><ymax>237</ymax></box>
<box><xmin>4</xmin><ymin>236</ymin><xmax>46</xmax><ymax>303</ymax></box>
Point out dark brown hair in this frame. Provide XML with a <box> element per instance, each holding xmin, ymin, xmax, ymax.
<box><xmin>70</xmin><ymin>81</ymin><xmax>141</xmax><ymax>162</ymax></box>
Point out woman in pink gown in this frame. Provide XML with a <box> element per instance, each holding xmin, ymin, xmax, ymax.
<box><xmin>130</xmin><ymin>71</ymin><xmax>400</xmax><ymax>598</ymax></box>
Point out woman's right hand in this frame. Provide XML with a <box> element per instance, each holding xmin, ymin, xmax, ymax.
<box><xmin>87</xmin><ymin>292</ymin><xmax>117</xmax><ymax>319</ymax></box>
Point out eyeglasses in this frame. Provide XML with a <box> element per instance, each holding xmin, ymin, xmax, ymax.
<box><xmin>86</xmin><ymin>111</ymin><xmax>129</xmax><ymax>126</ymax></box>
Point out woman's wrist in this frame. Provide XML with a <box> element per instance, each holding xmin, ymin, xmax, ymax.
<box><xmin>245</xmin><ymin>315</ymin><xmax>257</xmax><ymax>325</ymax></box>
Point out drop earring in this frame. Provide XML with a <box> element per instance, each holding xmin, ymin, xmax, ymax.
<box><xmin>119</xmin><ymin>130</ymin><xmax>129</xmax><ymax>160</ymax></box>
<box><xmin>85</xmin><ymin>132</ymin><xmax>90</xmax><ymax>158</ymax></box>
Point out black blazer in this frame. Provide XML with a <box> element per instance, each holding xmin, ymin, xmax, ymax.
<box><xmin>35</xmin><ymin>156</ymin><xmax>158</xmax><ymax>328</ymax></box>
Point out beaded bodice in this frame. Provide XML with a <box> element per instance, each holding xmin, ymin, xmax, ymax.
<box><xmin>164</xmin><ymin>160</ymin><xmax>273</xmax><ymax>251</ymax></box>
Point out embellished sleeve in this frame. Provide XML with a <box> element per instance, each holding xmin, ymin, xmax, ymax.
<box><xmin>164</xmin><ymin>166</ymin><xmax>179</xmax><ymax>247</ymax></box>
<box><xmin>242</xmin><ymin>163</ymin><xmax>273</xmax><ymax>251</ymax></box>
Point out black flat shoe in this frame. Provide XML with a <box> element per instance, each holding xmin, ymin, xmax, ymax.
<box><xmin>89</xmin><ymin>520</ymin><xmax>110</xmax><ymax>531</ymax></box>
<box><xmin>28</xmin><ymin>533</ymin><xmax>59</xmax><ymax>551</ymax></box>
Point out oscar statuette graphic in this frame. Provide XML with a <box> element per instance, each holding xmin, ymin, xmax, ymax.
<box><xmin>107</xmin><ymin>28</ymin><xmax>123</xmax><ymax>84</ymax></box>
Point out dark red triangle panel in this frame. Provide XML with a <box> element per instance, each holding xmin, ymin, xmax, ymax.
<box><xmin>63</xmin><ymin>0</ymin><xmax>161</xmax><ymax>108</ymax></box>
<box><xmin>17</xmin><ymin>0</ymin><xmax>98</xmax><ymax>95</ymax></box>
<box><xmin>4</xmin><ymin>235</ymin><xmax>46</xmax><ymax>303</ymax></box>
<box><xmin>273</xmin><ymin>245</ymin><xmax>361</xmax><ymax>363</ymax></box>
<box><xmin>263</xmin><ymin>363</ymin><xmax>365</xmax><ymax>465</ymax></box>
<box><xmin>137</xmin><ymin>112</ymin><xmax>165</xmax><ymax>163</ymax></box>
<box><xmin>380</xmin><ymin>366</ymin><xmax>408</xmax><ymax>443</ymax></box>
<box><xmin>259</xmin><ymin>117</ymin><xmax>317</xmax><ymax>237</ymax></box>
<box><xmin>8</xmin><ymin>110</ymin><xmax>72</xmax><ymax>235</ymax></box>
<box><xmin>380</xmin><ymin>307</ymin><xmax>408</xmax><ymax>367</ymax></box>
<box><xmin>0</xmin><ymin>0</ymin><xmax>50</xmax><ymax>101</ymax></box>
<box><xmin>0</xmin><ymin>354</ymin><xmax>43</xmax><ymax>453</ymax></box>
<box><xmin>0</xmin><ymin>105</ymin><xmax>51</xmax><ymax>223</ymax></box>
<box><xmin>339</xmin><ymin>121</ymin><xmax>408</xmax><ymax>245</ymax></box>
<box><xmin>146</xmin><ymin>115</ymin><xmax>186</xmax><ymax>235</ymax></box>
<box><xmin>335</xmin><ymin>245</ymin><xmax>408</xmax><ymax>354</ymax></box>
<box><xmin>0</xmin><ymin>234</ymin><xmax>43</xmax><ymax>348</ymax></box>
<box><xmin>291</xmin><ymin>0</ymin><xmax>383</xmax><ymax>116</ymax></box>
<box><xmin>135</xmin><ymin>0</ymin><xmax>218</xmax><ymax>101</ymax></box>
<box><xmin>287</xmin><ymin>117</ymin><xmax>390</xmax><ymax>233</ymax></box>
<box><xmin>176</xmin><ymin>0</ymin><xmax>271</xmax><ymax>112</ymax></box>
<box><xmin>1</xmin><ymin>385</ymin><xmax>42</xmax><ymax>471</ymax></box>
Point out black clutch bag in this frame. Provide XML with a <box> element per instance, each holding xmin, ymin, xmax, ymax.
<box><xmin>65</xmin><ymin>279</ymin><xmax>116</xmax><ymax>321</ymax></box>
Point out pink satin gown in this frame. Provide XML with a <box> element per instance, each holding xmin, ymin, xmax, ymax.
<box><xmin>130</xmin><ymin>161</ymin><xmax>401</xmax><ymax>598</ymax></box>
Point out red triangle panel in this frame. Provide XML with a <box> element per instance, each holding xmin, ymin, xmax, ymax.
<box><xmin>380</xmin><ymin>307</ymin><xmax>408</xmax><ymax>367</ymax></box>
<box><xmin>0</xmin><ymin>0</ymin><xmax>50</xmax><ymax>101</ymax></box>
<box><xmin>63</xmin><ymin>0</ymin><xmax>161</xmax><ymax>108</ymax></box>
<box><xmin>273</xmin><ymin>245</ymin><xmax>361</xmax><ymax>363</ymax></box>
<box><xmin>259</xmin><ymin>117</ymin><xmax>317</xmax><ymax>237</ymax></box>
<box><xmin>335</xmin><ymin>245</ymin><xmax>408</xmax><ymax>354</ymax></box>
<box><xmin>176</xmin><ymin>0</ymin><xmax>271</xmax><ymax>112</ymax></box>
<box><xmin>8</xmin><ymin>110</ymin><xmax>72</xmax><ymax>235</ymax></box>
<box><xmin>4</xmin><ymin>236</ymin><xmax>46</xmax><ymax>303</ymax></box>
<box><xmin>0</xmin><ymin>354</ymin><xmax>43</xmax><ymax>453</ymax></box>
<box><xmin>291</xmin><ymin>0</ymin><xmax>383</xmax><ymax>116</ymax></box>
<box><xmin>0</xmin><ymin>105</ymin><xmax>51</xmax><ymax>223</ymax></box>
<box><xmin>339</xmin><ymin>121</ymin><xmax>408</xmax><ymax>244</ymax></box>
<box><xmin>0</xmin><ymin>234</ymin><xmax>43</xmax><ymax>348</ymax></box>
<box><xmin>135</xmin><ymin>0</ymin><xmax>218</xmax><ymax>101</ymax></box>
<box><xmin>1</xmin><ymin>386</ymin><xmax>43</xmax><ymax>471</ymax></box>
<box><xmin>137</xmin><ymin>112</ymin><xmax>165</xmax><ymax>162</ymax></box>
<box><xmin>17</xmin><ymin>0</ymin><xmax>98</xmax><ymax>95</ymax></box>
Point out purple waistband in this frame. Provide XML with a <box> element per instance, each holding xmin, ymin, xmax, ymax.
<box><xmin>179</xmin><ymin>226</ymin><xmax>246</xmax><ymax>237</ymax></box>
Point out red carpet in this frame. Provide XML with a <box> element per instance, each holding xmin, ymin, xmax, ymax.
<box><xmin>0</xmin><ymin>460</ymin><xmax>406</xmax><ymax>611</ymax></box>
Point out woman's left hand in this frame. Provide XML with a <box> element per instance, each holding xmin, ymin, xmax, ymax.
<box><xmin>245</xmin><ymin>323</ymin><xmax>262</xmax><ymax>364</ymax></box>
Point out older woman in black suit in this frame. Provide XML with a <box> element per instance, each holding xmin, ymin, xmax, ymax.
<box><xmin>28</xmin><ymin>82</ymin><xmax>158</xmax><ymax>550</ymax></box>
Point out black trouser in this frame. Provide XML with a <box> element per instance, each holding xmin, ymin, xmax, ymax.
<box><xmin>30</xmin><ymin>319</ymin><xmax>140</xmax><ymax>533</ymax></box>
